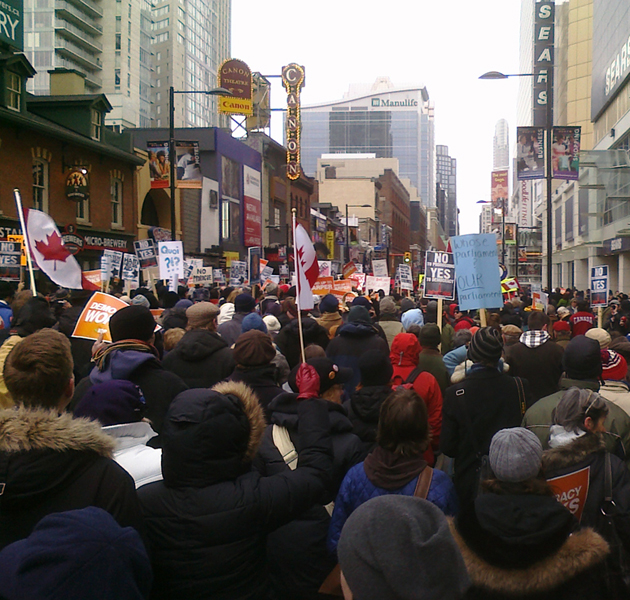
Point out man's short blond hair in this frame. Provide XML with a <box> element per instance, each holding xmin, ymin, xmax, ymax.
<box><xmin>4</xmin><ymin>329</ymin><xmax>74</xmax><ymax>408</ymax></box>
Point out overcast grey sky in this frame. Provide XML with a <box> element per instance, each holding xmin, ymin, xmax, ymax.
<box><xmin>232</xmin><ymin>0</ymin><xmax>523</xmax><ymax>234</ymax></box>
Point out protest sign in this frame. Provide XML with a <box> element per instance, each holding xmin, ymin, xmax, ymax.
<box><xmin>548</xmin><ymin>466</ymin><xmax>590</xmax><ymax>522</ymax></box>
<box><xmin>0</xmin><ymin>241</ymin><xmax>21</xmax><ymax>268</ymax></box>
<box><xmin>318</xmin><ymin>261</ymin><xmax>332</xmax><ymax>277</ymax></box>
<box><xmin>191</xmin><ymin>266</ymin><xmax>213</xmax><ymax>285</ymax></box>
<box><xmin>396</xmin><ymin>264</ymin><xmax>413</xmax><ymax>291</ymax></box>
<box><xmin>532</xmin><ymin>291</ymin><xmax>548</xmax><ymax>311</ymax></box>
<box><xmin>83</xmin><ymin>270</ymin><xmax>102</xmax><ymax>289</ymax></box>
<box><xmin>349</xmin><ymin>272</ymin><xmax>365</xmax><ymax>291</ymax></box>
<box><xmin>331</xmin><ymin>279</ymin><xmax>355</xmax><ymax>300</ymax></box>
<box><xmin>451</xmin><ymin>234</ymin><xmax>503</xmax><ymax>311</ymax></box>
<box><xmin>133</xmin><ymin>239</ymin><xmax>158</xmax><ymax>269</ymax></box>
<box><xmin>158</xmin><ymin>242</ymin><xmax>184</xmax><ymax>288</ymax></box>
<box><xmin>590</xmin><ymin>265</ymin><xmax>608</xmax><ymax>308</ymax></box>
<box><xmin>71</xmin><ymin>292</ymin><xmax>129</xmax><ymax>342</ymax></box>
<box><xmin>424</xmin><ymin>251</ymin><xmax>455</xmax><ymax>300</ymax></box>
<box><xmin>7</xmin><ymin>235</ymin><xmax>26</xmax><ymax>266</ymax></box>
<box><xmin>213</xmin><ymin>268</ymin><xmax>225</xmax><ymax>284</ymax></box>
<box><xmin>121</xmin><ymin>253</ymin><xmax>140</xmax><ymax>288</ymax></box>
<box><xmin>372</xmin><ymin>259</ymin><xmax>388</xmax><ymax>278</ymax></box>
<box><xmin>365</xmin><ymin>276</ymin><xmax>390</xmax><ymax>295</ymax></box>
<box><xmin>248</xmin><ymin>247</ymin><xmax>261</xmax><ymax>285</ymax></box>
<box><xmin>279</xmin><ymin>264</ymin><xmax>289</xmax><ymax>277</ymax></box>
<box><xmin>229</xmin><ymin>260</ymin><xmax>247</xmax><ymax>286</ymax></box>
<box><xmin>312</xmin><ymin>276</ymin><xmax>334</xmax><ymax>296</ymax></box>
<box><xmin>342</xmin><ymin>261</ymin><xmax>357</xmax><ymax>279</ymax></box>
<box><xmin>103</xmin><ymin>249</ymin><xmax>123</xmax><ymax>279</ymax></box>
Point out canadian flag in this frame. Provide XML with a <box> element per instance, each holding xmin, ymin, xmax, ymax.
<box><xmin>294</xmin><ymin>223</ymin><xmax>318</xmax><ymax>311</ymax></box>
<box><xmin>26</xmin><ymin>209</ymin><xmax>98</xmax><ymax>290</ymax></box>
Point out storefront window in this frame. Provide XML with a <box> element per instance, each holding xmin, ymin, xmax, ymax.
<box><xmin>32</xmin><ymin>159</ymin><xmax>48</xmax><ymax>212</ymax></box>
<box><xmin>111</xmin><ymin>178</ymin><xmax>123</xmax><ymax>226</ymax></box>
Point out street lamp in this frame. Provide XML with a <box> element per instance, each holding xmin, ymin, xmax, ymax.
<box><xmin>169</xmin><ymin>86</ymin><xmax>232</xmax><ymax>241</ymax></box>
<box><xmin>345</xmin><ymin>204</ymin><xmax>371</xmax><ymax>264</ymax></box>
<box><xmin>480</xmin><ymin>69</ymin><xmax>553</xmax><ymax>294</ymax></box>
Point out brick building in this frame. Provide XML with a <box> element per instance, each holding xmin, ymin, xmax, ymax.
<box><xmin>377</xmin><ymin>168</ymin><xmax>411</xmax><ymax>259</ymax></box>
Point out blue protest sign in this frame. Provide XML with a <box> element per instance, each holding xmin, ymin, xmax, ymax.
<box><xmin>451</xmin><ymin>234</ymin><xmax>503</xmax><ymax>311</ymax></box>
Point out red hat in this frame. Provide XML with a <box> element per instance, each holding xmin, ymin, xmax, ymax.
<box><xmin>553</xmin><ymin>320</ymin><xmax>571</xmax><ymax>332</ymax></box>
<box><xmin>449</xmin><ymin>304</ymin><xmax>458</xmax><ymax>317</ymax></box>
<box><xmin>601</xmin><ymin>349</ymin><xmax>628</xmax><ymax>381</ymax></box>
<box><xmin>279</xmin><ymin>284</ymin><xmax>290</xmax><ymax>294</ymax></box>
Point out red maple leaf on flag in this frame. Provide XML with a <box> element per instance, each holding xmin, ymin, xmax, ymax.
<box><xmin>34</xmin><ymin>231</ymin><xmax>71</xmax><ymax>271</ymax></box>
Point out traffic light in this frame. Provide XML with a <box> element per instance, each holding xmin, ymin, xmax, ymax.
<box><xmin>404</xmin><ymin>252</ymin><xmax>411</xmax><ymax>263</ymax></box>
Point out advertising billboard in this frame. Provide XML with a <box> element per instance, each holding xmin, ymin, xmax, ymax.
<box><xmin>243</xmin><ymin>165</ymin><xmax>262</xmax><ymax>247</ymax></box>
<box><xmin>218</xmin><ymin>58</ymin><xmax>253</xmax><ymax>116</ymax></box>
<box><xmin>516</xmin><ymin>127</ymin><xmax>545</xmax><ymax>180</ymax></box>
<box><xmin>175</xmin><ymin>141</ymin><xmax>202</xmax><ymax>188</ymax></box>
<box><xmin>491</xmin><ymin>170</ymin><xmax>508</xmax><ymax>218</ymax></box>
<box><xmin>552</xmin><ymin>126</ymin><xmax>581</xmax><ymax>180</ymax></box>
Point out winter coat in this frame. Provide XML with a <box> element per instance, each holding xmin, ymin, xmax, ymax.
<box><xmin>326</xmin><ymin>322</ymin><xmax>389</xmax><ymax>395</ymax></box>
<box><xmin>504</xmin><ymin>336</ymin><xmax>564</xmax><ymax>402</ymax></box>
<box><xmin>444</xmin><ymin>344</ymin><xmax>468</xmax><ymax>376</ymax></box>
<box><xmin>599</xmin><ymin>379</ymin><xmax>630</xmax><ymax>417</ymax></box>
<box><xmin>376</xmin><ymin>314</ymin><xmax>405</xmax><ymax>348</ymax></box>
<box><xmin>344</xmin><ymin>385</ymin><xmax>393</xmax><ymax>456</ymax></box>
<box><xmin>417</xmin><ymin>348</ymin><xmax>450</xmax><ymax>394</ymax></box>
<box><xmin>72</xmin><ymin>348</ymin><xmax>188</xmax><ymax>438</ymax></box>
<box><xmin>450</xmin><ymin>359</ymin><xmax>510</xmax><ymax>384</ymax></box>
<box><xmin>451</xmin><ymin>493</ymin><xmax>610</xmax><ymax>600</ymax></box>
<box><xmin>441</xmin><ymin>366</ymin><xmax>534</xmax><ymax>508</ymax></box>
<box><xmin>56</xmin><ymin>305</ymin><xmax>95</xmax><ymax>381</ymax></box>
<box><xmin>454</xmin><ymin>315</ymin><xmax>475</xmax><ymax>331</ymax></box>
<box><xmin>0</xmin><ymin>407</ymin><xmax>144</xmax><ymax>551</ymax></box>
<box><xmin>441</xmin><ymin>322</ymin><xmax>455</xmax><ymax>355</ymax></box>
<box><xmin>316</xmin><ymin>311</ymin><xmax>344</xmax><ymax>337</ymax></box>
<box><xmin>275</xmin><ymin>317</ymin><xmax>330</xmax><ymax>369</ymax></box>
<box><xmin>254</xmin><ymin>392</ymin><xmax>363</xmax><ymax>600</ymax></box>
<box><xmin>327</xmin><ymin>458</ymin><xmax>458</xmax><ymax>554</ymax></box>
<box><xmin>522</xmin><ymin>378</ymin><xmax>630</xmax><ymax>468</ymax></box>
<box><xmin>161</xmin><ymin>329</ymin><xmax>235</xmax><ymax>389</ymax></box>
<box><xmin>229</xmin><ymin>364</ymin><xmax>284</xmax><ymax>419</ymax></box>
<box><xmin>216</xmin><ymin>312</ymin><xmax>247</xmax><ymax>347</ymax></box>
<box><xmin>138</xmin><ymin>382</ymin><xmax>333</xmax><ymax>600</ymax></box>
<box><xmin>102</xmin><ymin>421</ymin><xmax>163</xmax><ymax>489</ymax></box>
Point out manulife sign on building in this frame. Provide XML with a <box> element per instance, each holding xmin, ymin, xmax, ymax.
<box><xmin>0</xmin><ymin>0</ymin><xmax>23</xmax><ymax>51</ymax></box>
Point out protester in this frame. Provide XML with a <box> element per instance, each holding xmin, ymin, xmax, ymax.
<box><xmin>453</xmin><ymin>306</ymin><xmax>475</xmax><ymax>331</ymax></box>
<box><xmin>416</xmin><ymin>323</ymin><xmax>450</xmax><ymax>393</ymax></box>
<box><xmin>401</xmin><ymin>307</ymin><xmax>425</xmax><ymax>331</ymax></box>
<box><xmin>451</xmin><ymin>427</ymin><xmax>610</xmax><ymax>599</ymax></box>
<box><xmin>162</xmin><ymin>327</ymin><xmax>185</xmax><ymax>353</ymax></box>
<box><xmin>275</xmin><ymin>312</ymin><xmax>330</xmax><ymax>370</ymax></box>
<box><xmin>425</xmin><ymin>300</ymin><xmax>455</xmax><ymax>354</ymax></box>
<box><xmin>316</xmin><ymin>294</ymin><xmax>344</xmax><ymax>338</ymax></box>
<box><xmin>217</xmin><ymin>293</ymin><xmax>257</xmax><ymax>346</ymax></box>
<box><xmin>376</xmin><ymin>296</ymin><xmax>404</xmax><ymax>348</ymax></box>
<box><xmin>443</xmin><ymin>329</ymin><xmax>473</xmax><ymax>376</ymax></box>
<box><xmin>441</xmin><ymin>327</ymin><xmax>533</xmax><ymax>508</ymax></box>
<box><xmin>337</xmin><ymin>496</ymin><xmax>470</xmax><ymax>600</ymax></box>
<box><xmin>569</xmin><ymin>300</ymin><xmax>596</xmax><ymax>337</ymax></box>
<box><xmin>504</xmin><ymin>310</ymin><xmax>564</xmax><ymax>402</ymax></box>
<box><xmin>552</xmin><ymin>319</ymin><xmax>572</xmax><ymax>348</ymax></box>
<box><xmin>0</xmin><ymin>330</ymin><xmax>143</xmax><ymax>550</ymax></box>
<box><xmin>501</xmin><ymin>324</ymin><xmax>522</xmax><ymax>348</ymax></box>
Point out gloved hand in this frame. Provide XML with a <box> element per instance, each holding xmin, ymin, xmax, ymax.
<box><xmin>296</xmin><ymin>363</ymin><xmax>320</xmax><ymax>400</ymax></box>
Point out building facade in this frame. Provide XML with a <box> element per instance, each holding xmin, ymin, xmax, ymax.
<box><xmin>436</xmin><ymin>144</ymin><xmax>457</xmax><ymax>237</ymax></box>
<box><xmin>493</xmin><ymin>119</ymin><xmax>509</xmax><ymax>169</ymax></box>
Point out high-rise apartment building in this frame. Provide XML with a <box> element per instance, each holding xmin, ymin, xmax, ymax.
<box><xmin>300</xmin><ymin>77</ymin><xmax>436</xmax><ymax>207</ymax></box>
<box><xmin>493</xmin><ymin>119</ymin><xmax>509</xmax><ymax>169</ymax></box>
<box><xmin>435</xmin><ymin>145</ymin><xmax>457</xmax><ymax>237</ymax></box>
<box><xmin>151</xmin><ymin>0</ymin><xmax>231</xmax><ymax>129</ymax></box>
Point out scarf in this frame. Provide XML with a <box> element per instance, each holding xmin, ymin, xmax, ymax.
<box><xmin>548</xmin><ymin>424</ymin><xmax>587</xmax><ymax>448</ymax></box>
<box><xmin>363</xmin><ymin>446</ymin><xmax>427</xmax><ymax>490</ymax></box>
<box><xmin>93</xmin><ymin>340</ymin><xmax>158</xmax><ymax>372</ymax></box>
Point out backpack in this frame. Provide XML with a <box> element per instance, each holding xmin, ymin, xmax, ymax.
<box><xmin>392</xmin><ymin>366</ymin><xmax>424</xmax><ymax>391</ymax></box>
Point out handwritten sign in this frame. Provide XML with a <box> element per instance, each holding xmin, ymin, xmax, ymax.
<box><xmin>158</xmin><ymin>241</ymin><xmax>184</xmax><ymax>282</ymax></box>
<box><xmin>365</xmin><ymin>276</ymin><xmax>390</xmax><ymax>295</ymax></box>
<box><xmin>72</xmin><ymin>292</ymin><xmax>129</xmax><ymax>342</ymax></box>
<box><xmin>191</xmin><ymin>266</ymin><xmax>213</xmax><ymax>285</ymax></box>
<box><xmin>121</xmin><ymin>253</ymin><xmax>140</xmax><ymax>287</ymax></box>
<box><xmin>451</xmin><ymin>234</ymin><xmax>503</xmax><ymax>311</ymax></box>
<box><xmin>372</xmin><ymin>259</ymin><xmax>388</xmax><ymax>278</ymax></box>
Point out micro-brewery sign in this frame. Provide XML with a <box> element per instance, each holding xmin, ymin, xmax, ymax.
<box><xmin>218</xmin><ymin>58</ymin><xmax>253</xmax><ymax>116</ymax></box>
<box><xmin>65</xmin><ymin>168</ymin><xmax>89</xmax><ymax>202</ymax></box>
<box><xmin>0</xmin><ymin>0</ymin><xmax>23</xmax><ymax>51</ymax></box>
<box><xmin>61</xmin><ymin>224</ymin><xmax>130</xmax><ymax>254</ymax></box>
<box><xmin>282</xmin><ymin>63</ymin><xmax>305</xmax><ymax>181</ymax></box>
<box><xmin>370</xmin><ymin>97</ymin><xmax>418</xmax><ymax>108</ymax></box>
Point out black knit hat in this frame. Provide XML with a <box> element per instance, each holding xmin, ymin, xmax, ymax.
<box><xmin>467</xmin><ymin>327</ymin><xmax>503</xmax><ymax>365</ymax></box>
<box><xmin>419</xmin><ymin>323</ymin><xmax>441</xmax><ymax>349</ymax></box>
<box><xmin>359</xmin><ymin>350</ymin><xmax>393</xmax><ymax>387</ymax></box>
<box><xmin>563</xmin><ymin>336</ymin><xmax>602</xmax><ymax>380</ymax></box>
<box><xmin>108</xmin><ymin>305</ymin><xmax>156</xmax><ymax>342</ymax></box>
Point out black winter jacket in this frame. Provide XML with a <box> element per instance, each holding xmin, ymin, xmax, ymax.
<box><xmin>254</xmin><ymin>392</ymin><xmax>363</xmax><ymax>600</ymax></box>
<box><xmin>0</xmin><ymin>407</ymin><xmax>144</xmax><ymax>551</ymax></box>
<box><xmin>229</xmin><ymin>364</ymin><xmax>283</xmax><ymax>420</ymax></box>
<box><xmin>162</xmin><ymin>329</ymin><xmax>235</xmax><ymax>389</ymax></box>
<box><xmin>138</xmin><ymin>383</ymin><xmax>333</xmax><ymax>600</ymax></box>
<box><xmin>275</xmin><ymin>318</ymin><xmax>330</xmax><ymax>369</ymax></box>
<box><xmin>344</xmin><ymin>385</ymin><xmax>393</xmax><ymax>457</ymax></box>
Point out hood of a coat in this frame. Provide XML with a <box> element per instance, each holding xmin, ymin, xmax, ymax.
<box><xmin>90</xmin><ymin>350</ymin><xmax>156</xmax><ymax>385</ymax></box>
<box><xmin>0</xmin><ymin>407</ymin><xmax>115</xmax><ymax>508</ymax></box>
<box><xmin>390</xmin><ymin>333</ymin><xmax>420</xmax><ymax>368</ymax></box>
<box><xmin>174</xmin><ymin>329</ymin><xmax>228</xmax><ymax>362</ymax></box>
<box><xmin>230</xmin><ymin>364</ymin><xmax>279</xmax><ymax>388</ymax></box>
<box><xmin>338</xmin><ymin>321</ymin><xmax>377</xmax><ymax>338</ymax></box>
<box><xmin>542</xmin><ymin>432</ymin><xmax>605</xmax><ymax>472</ymax></box>
<box><xmin>160</xmin><ymin>381</ymin><xmax>265</xmax><ymax>488</ymax></box>
<box><xmin>348</xmin><ymin>385</ymin><xmax>392</xmax><ymax>422</ymax></box>
<box><xmin>268</xmin><ymin>392</ymin><xmax>353</xmax><ymax>434</ymax></box>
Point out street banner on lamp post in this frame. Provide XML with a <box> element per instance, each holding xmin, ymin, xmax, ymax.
<box><xmin>517</xmin><ymin>127</ymin><xmax>545</xmax><ymax>180</ymax></box>
<box><xmin>552</xmin><ymin>126</ymin><xmax>581</xmax><ymax>180</ymax></box>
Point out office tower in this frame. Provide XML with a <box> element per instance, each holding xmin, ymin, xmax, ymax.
<box><xmin>436</xmin><ymin>145</ymin><xmax>457</xmax><ymax>237</ymax></box>
<box><xmin>493</xmin><ymin>119</ymin><xmax>509</xmax><ymax>169</ymax></box>
<box><xmin>151</xmin><ymin>0</ymin><xmax>231</xmax><ymax>129</ymax></box>
<box><xmin>300</xmin><ymin>77</ymin><xmax>436</xmax><ymax>207</ymax></box>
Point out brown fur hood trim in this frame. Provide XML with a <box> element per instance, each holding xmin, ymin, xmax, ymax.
<box><xmin>212</xmin><ymin>380</ymin><xmax>265</xmax><ymax>461</ymax></box>
<box><xmin>0</xmin><ymin>406</ymin><xmax>115</xmax><ymax>457</ymax></box>
<box><xmin>449</xmin><ymin>519</ymin><xmax>609</xmax><ymax>594</ymax></box>
<box><xmin>542</xmin><ymin>433</ymin><xmax>605</xmax><ymax>472</ymax></box>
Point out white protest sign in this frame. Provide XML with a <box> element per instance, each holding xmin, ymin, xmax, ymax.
<box><xmin>365</xmin><ymin>275</ymin><xmax>390</xmax><ymax>295</ymax></box>
<box><xmin>372</xmin><ymin>259</ymin><xmax>388</xmax><ymax>278</ymax></box>
<box><xmin>397</xmin><ymin>264</ymin><xmax>414</xmax><ymax>291</ymax></box>
<box><xmin>229</xmin><ymin>260</ymin><xmax>247</xmax><ymax>285</ymax></box>
<box><xmin>158</xmin><ymin>241</ymin><xmax>184</xmax><ymax>282</ymax></box>
<box><xmin>103</xmin><ymin>249</ymin><xmax>123</xmax><ymax>279</ymax></box>
<box><xmin>191</xmin><ymin>266</ymin><xmax>213</xmax><ymax>285</ymax></box>
<box><xmin>121</xmin><ymin>253</ymin><xmax>140</xmax><ymax>287</ymax></box>
<box><xmin>213</xmin><ymin>268</ymin><xmax>225</xmax><ymax>284</ymax></box>
<box><xmin>133</xmin><ymin>239</ymin><xmax>158</xmax><ymax>269</ymax></box>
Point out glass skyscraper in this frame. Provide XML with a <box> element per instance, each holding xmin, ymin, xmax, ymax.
<box><xmin>300</xmin><ymin>78</ymin><xmax>435</xmax><ymax>207</ymax></box>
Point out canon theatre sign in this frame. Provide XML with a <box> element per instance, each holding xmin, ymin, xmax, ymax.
<box><xmin>282</xmin><ymin>63</ymin><xmax>305</xmax><ymax>181</ymax></box>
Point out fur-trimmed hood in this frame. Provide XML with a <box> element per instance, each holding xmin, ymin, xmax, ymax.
<box><xmin>542</xmin><ymin>432</ymin><xmax>605</xmax><ymax>472</ymax></box>
<box><xmin>160</xmin><ymin>381</ymin><xmax>265</xmax><ymax>488</ymax></box>
<box><xmin>450</xmin><ymin>520</ymin><xmax>609</xmax><ymax>595</ymax></box>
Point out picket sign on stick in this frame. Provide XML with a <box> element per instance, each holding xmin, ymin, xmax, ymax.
<box><xmin>12</xmin><ymin>189</ymin><xmax>36</xmax><ymax>294</ymax></box>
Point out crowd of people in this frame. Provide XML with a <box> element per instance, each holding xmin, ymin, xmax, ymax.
<box><xmin>1</xmin><ymin>279</ymin><xmax>630</xmax><ymax>599</ymax></box>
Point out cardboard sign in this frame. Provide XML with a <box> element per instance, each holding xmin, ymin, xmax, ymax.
<box><xmin>548</xmin><ymin>466</ymin><xmax>590</xmax><ymax>522</ymax></box>
<box><xmin>365</xmin><ymin>276</ymin><xmax>390</xmax><ymax>295</ymax></box>
<box><xmin>7</xmin><ymin>234</ymin><xmax>26</xmax><ymax>266</ymax></box>
<box><xmin>424</xmin><ymin>251</ymin><xmax>455</xmax><ymax>300</ymax></box>
<box><xmin>133</xmin><ymin>239</ymin><xmax>158</xmax><ymax>269</ymax></box>
<box><xmin>71</xmin><ymin>292</ymin><xmax>129</xmax><ymax>342</ymax></box>
<box><xmin>121</xmin><ymin>253</ymin><xmax>140</xmax><ymax>287</ymax></box>
<box><xmin>103</xmin><ymin>249</ymin><xmax>123</xmax><ymax>279</ymax></box>
<box><xmin>191</xmin><ymin>266</ymin><xmax>213</xmax><ymax>285</ymax></box>
<box><xmin>372</xmin><ymin>259</ymin><xmax>388</xmax><ymax>278</ymax></box>
<box><xmin>396</xmin><ymin>264</ymin><xmax>414</xmax><ymax>291</ymax></box>
<box><xmin>158</xmin><ymin>241</ymin><xmax>184</xmax><ymax>282</ymax></box>
<box><xmin>312</xmin><ymin>276</ymin><xmax>334</xmax><ymax>296</ymax></box>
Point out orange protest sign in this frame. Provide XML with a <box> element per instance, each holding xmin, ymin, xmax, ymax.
<box><xmin>548</xmin><ymin>466</ymin><xmax>590</xmax><ymax>522</ymax></box>
<box><xmin>82</xmin><ymin>269</ymin><xmax>102</xmax><ymax>289</ymax></box>
<box><xmin>71</xmin><ymin>292</ymin><xmax>129</xmax><ymax>342</ymax></box>
<box><xmin>312</xmin><ymin>276</ymin><xmax>334</xmax><ymax>296</ymax></box>
<box><xmin>150</xmin><ymin>308</ymin><xmax>164</xmax><ymax>319</ymax></box>
<box><xmin>330</xmin><ymin>280</ymin><xmax>356</xmax><ymax>301</ymax></box>
<box><xmin>342</xmin><ymin>261</ymin><xmax>357</xmax><ymax>279</ymax></box>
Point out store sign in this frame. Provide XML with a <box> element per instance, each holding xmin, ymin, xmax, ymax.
<box><xmin>243</xmin><ymin>165</ymin><xmax>262</xmax><ymax>247</ymax></box>
<box><xmin>282</xmin><ymin>63</ymin><xmax>305</xmax><ymax>181</ymax></box>
<box><xmin>0</xmin><ymin>0</ymin><xmax>23</xmax><ymax>51</ymax></box>
<box><xmin>218</xmin><ymin>58</ymin><xmax>253</xmax><ymax>116</ymax></box>
<box><xmin>61</xmin><ymin>225</ymin><xmax>131</xmax><ymax>254</ymax></box>
<box><xmin>604</xmin><ymin>236</ymin><xmax>630</xmax><ymax>255</ymax></box>
<box><xmin>533</xmin><ymin>1</ymin><xmax>555</xmax><ymax>127</ymax></box>
<box><xmin>519</xmin><ymin>180</ymin><xmax>531</xmax><ymax>228</ymax></box>
<box><xmin>65</xmin><ymin>168</ymin><xmax>89</xmax><ymax>202</ymax></box>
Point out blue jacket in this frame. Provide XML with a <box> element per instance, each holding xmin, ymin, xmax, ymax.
<box><xmin>327</xmin><ymin>461</ymin><xmax>458</xmax><ymax>554</ymax></box>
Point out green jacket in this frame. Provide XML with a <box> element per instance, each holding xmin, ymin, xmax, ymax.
<box><xmin>522</xmin><ymin>377</ymin><xmax>630</xmax><ymax>468</ymax></box>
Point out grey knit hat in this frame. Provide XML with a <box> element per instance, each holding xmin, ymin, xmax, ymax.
<box><xmin>338</xmin><ymin>495</ymin><xmax>470</xmax><ymax>600</ymax></box>
<box><xmin>489</xmin><ymin>428</ymin><xmax>543</xmax><ymax>483</ymax></box>
<box><xmin>379</xmin><ymin>296</ymin><xmax>397</xmax><ymax>315</ymax></box>
<box><xmin>467</xmin><ymin>327</ymin><xmax>503</xmax><ymax>365</ymax></box>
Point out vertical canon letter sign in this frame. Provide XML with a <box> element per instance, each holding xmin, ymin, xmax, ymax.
<box><xmin>282</xmin><ymin>63</ymin><xmax>305</xmax><ymax>181</ymax></box>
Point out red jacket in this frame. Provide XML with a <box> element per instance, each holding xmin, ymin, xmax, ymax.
<box><xmin>454</xmin><ymin>316</ymin><xmax>475</xmax><ymax>331</ymax></box>
<box><xmin>569</xmin><ymin>311</ymin><xmax>595</xmax><ymax>337</ymax></box>
<box><xmin>389</xmin><ymin>333</ymin><xmax>443</xmax><ymax>464</ymax></box>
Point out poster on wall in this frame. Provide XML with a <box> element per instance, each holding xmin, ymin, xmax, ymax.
<box><xmin>491</xmin><ymin>170</ymin><xmax>508</xmax><ymax>215</ymax></box>
<box><xmin>243</xmin><ymin>166</ymin><xmax>262</xmax><ymax>247</ymax></box>
<box><xmin>147</xmin><ymin>142</ymin><xmax>170</xmax><ymax>188</ymax></box>
<box><xmin>517</xmin><ymin>127</ymin><xmax>545</xmax><ymax>180</ymax></box>
<box><xmin>552</xmin><ymin>127</ymin><xmax>581</xmax><ymax>180</ymax></box>
<box><xmin>175</xmin><ymin>141</ymin><xmax>202</xmax><ymax>187</ymax></box>
<box><xmin>221</xmin><ymin>156</ymin><xmax>241</xmax><ymax>245</ymax></box>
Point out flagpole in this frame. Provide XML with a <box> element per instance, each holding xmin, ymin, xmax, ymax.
<box><xmin>13</xmin><ymin>189</ymin><xmax>37</xmax><ymax>295</ymax></box>
<box><xmin>292</xmin><ymin>208</ymin><xmax>306</xmax><ymax>364</ymax></box>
